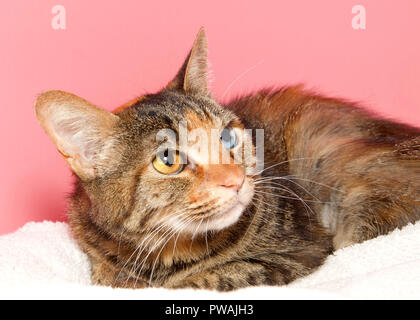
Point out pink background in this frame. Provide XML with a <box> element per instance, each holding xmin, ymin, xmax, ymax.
<box><xmin>1</xmin><ymin>0</ymin><xmax>420</xmax><ymax>234</ymax></box>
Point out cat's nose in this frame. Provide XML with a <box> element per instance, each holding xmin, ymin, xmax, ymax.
<box><xmin>219</xmin><ymin>178</ymin><xmax>244</xmax><ymax>192</ymax></box>
<box><xmin>206</xmin><ymin>164</ymin><xmax>245</xmax><ymax>192</ymax></box>
<box><xmin>219</xmin><ymin>172</ymin><xmax>245</xmax><ymax>192</ymax></box>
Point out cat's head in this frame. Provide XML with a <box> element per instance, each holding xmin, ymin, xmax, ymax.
<box><xmin>35</xmin><ymin>29</ymin><xmax>257</xmax><ymax>236</ymax></box>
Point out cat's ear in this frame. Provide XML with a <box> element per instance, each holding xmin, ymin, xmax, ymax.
<box><xmin>166</xmin><ymin>28</ymin><xmax>209</xmax><ymax>96</ymax></box>
<box><xmin>35</xmin><ymin>90</ymin><xmax>120</xmax><ymax>181</ymax></box>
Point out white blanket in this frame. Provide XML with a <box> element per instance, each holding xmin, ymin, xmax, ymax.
<box><xmin>0</xmin><ymin>221</ymin><xmax>419</xmax><ymax>299</ymax></box>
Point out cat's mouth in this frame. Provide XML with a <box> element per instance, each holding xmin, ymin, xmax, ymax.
<box><xmin>182</xmin><ymin>178</ymin><xmax>254</xmax><ymax>234</ymax></box>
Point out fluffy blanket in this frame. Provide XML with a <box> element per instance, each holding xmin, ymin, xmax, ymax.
<box><xmin>0</xmin><ymin>221</ymin><xmax>419</xmax><ymax>299</ymax></box>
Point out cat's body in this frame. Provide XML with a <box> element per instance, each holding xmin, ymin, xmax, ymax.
<box><xmin>230</xmin><ymin>88</ymin><xmax>420</xmax><ymax>249</ymax></box>
<box><xmin>35</xmin><ymin>29</ymin><xmax>420</xmax><ymax>291</ymax></box>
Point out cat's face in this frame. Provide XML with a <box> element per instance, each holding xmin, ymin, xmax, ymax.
<box><xmin>35</xmin><ymin>29</ymin><xmax>257</xmax><ymax>237</ymax></box>
<box><xmin>114</xmin><ymin>91</ymin><xmax>255</xmax><ymax>234</ymax></box>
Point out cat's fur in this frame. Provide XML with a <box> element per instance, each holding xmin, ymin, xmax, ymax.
<box><xmin>35</xmin><ymin>29</ymin><xmax>420</xmax><ymax>291</ymax></box>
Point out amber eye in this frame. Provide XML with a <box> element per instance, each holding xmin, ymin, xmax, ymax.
<box><xmin>152</xmin><ymin>149</ymin><xmax>185</xmax><ymax>175</ymax></box>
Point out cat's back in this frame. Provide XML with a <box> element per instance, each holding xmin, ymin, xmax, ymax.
<box><xmin>226</xmin><ymin>86</ymin><xmax>420</xmax><ymax>149</ymax></box>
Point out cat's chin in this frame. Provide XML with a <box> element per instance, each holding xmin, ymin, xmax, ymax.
<box><xmin>180</xmin><ymin>201</ymin><xmax>248</xmax><ymax>235</ymax></box>
<box><xmin>206</xmin><ymin>201</ymin><xmax>247</xmax><ymax>232</ymax></box>
<box><xmin>182</xmin><ymin>180</ymin><xmax>254</xmax><ymax>234</ymax></box>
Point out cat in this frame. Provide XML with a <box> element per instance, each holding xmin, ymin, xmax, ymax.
<box><xmin>35</xmin><ymin>28</ymin><xmax>420</xmax><ymax>291</ymax></box>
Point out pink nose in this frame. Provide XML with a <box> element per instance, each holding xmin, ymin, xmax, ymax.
<box><xmin>219</xmin><ymin>175</ymin><xmax>245</xmax><ymax>191</ymax></box>
<box><xmin>206</xmin><ymin>164</ymin><xmax>245</xmax><ymax>192</ymax></box>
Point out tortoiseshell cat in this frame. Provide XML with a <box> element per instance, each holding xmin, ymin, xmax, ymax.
<box><xmin>35</xmin><ymin>29</ymin><xmax>420</xmax><ymax>291</ymax></box>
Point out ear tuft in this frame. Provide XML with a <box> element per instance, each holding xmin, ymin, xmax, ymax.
<box><xmin>166</xmin><ymin>28</ymin><xmax>209</xmax><ymax>96</ymax></box>
<box><xmin>35</xmin><ymin>90</ymin><xmax>120</xmax><ymax>180</ymax></box>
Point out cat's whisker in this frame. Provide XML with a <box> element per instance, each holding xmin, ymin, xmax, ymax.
<box><xmin>241</xmin><ymin>194</ymin><xmax>267</xmax><ymax>241</ymax></box>
<box><xmin>255</xmin><ymin>186</ymin><xmax>316</xmax><ymax>237</ymax></box>
<box><xmin>272</xmin><ymin>183</ymin><xmax>316</xmax><ymax>239</ymax></box>
<box><xmin>115</xmin><ymin>240</ymin><xmax>145</xmax><ymax>286</ymax></box>
<box><xmin>252</xmin><ymin>158</ymin><xmax>316</xmax><ymax>177</ymax></box>
<box><xmin>116</xmin><ymin>226</ymin><xmax>126</xmax><ymax>258</ymax></box>
<box><xmin>172</xmin><ymin>225</ymin><xmax>184</xmax><ymax>257</ymax></box>
<box><xmin>254</xmin><ymin>187</ymin><xmax>316</xmax><ymax>211</ymax></box>
<box><xmin>204</xmin><ymin>219</ymin><xmax>210</xmax><ymax>255</ymax></box>
<box><xmin>145</xmin><ymin>215</ymin><xmax>196</xmax><ymax>286</ymax></box>
<box><xmin>127</xmin><ymin>210</ymin><xmax>191</xmax><ymax>283</ymax></box>
<box><xmin>190</xmin><ymin>218</ymin><xmax>204</xmax><ymax>249</ymax></box>
<box><xmin>221</xmin><ymin>60</ymin><xmax>264</xmax><ymax>100</ymax></box>
<box><xmin>256</xmin><ymin>179</ymin><xmax>324</xmax><ymax>203</ymax></box>
<box><xmin>132</xmin><ymin>224</ymin><xmax>180</xmax><ymax>287</ymax></box>
<box><xmin>116</xmin><ymin>208</ymin><xmax>190</xmax><ymax>286</ymax></box>
<box><xmin>260</xmin><ymin>179</ymin><xmax>341</xmax><ymax>205</ymax></box>
<box><xmin>251</xmin><ymin>192</ymin><xmax>289</xmax><ymax>213</ymax></box>
<box><xmin>255</xmin><ymin>175</ymin><xmax>343</xmax><ymax>193</ymax></box>
<box><xmin>254</xmin><ymin>134</ymin><xmax>370</xmax><ymax>178</ymax></box>
<box><xmin>254</xmin><ymin>185</ymin><xmax>334</xmax><ymax>204</ymax></box>
<box><xmin>147</xmin><ymin>215</ymin><xmax>197</xmax><ymax>285</ymax></box>
<box><xmin>273</xmin><ymin>182</ymin><xmax>317</xmax><ymax>215</ymax></box>
<box><xmin>285</xmin><ymin>175</ymin><xmax>344</xmax><ymax>193</ymax></box>
<box><xmin>142</xmin><ymin>223</ymin><xmax>183</xmax><ymax>287</ymax></box>
<box><xmin>171</xmin><ymin>215</ymin><xmax>197</xmax><ymax>259</ymax></box>
<box><xmin>254</xmin><ymin>188</ymin><xmax>321</xmax><ymax>204</ymax></box>
<box><xmin>134</xmin><ymin>211</ymin><xmax>193</xmax><ymax>274</ymax></box>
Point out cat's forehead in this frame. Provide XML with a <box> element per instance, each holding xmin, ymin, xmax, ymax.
<box><xmin>124</xmin><ymin>90</ymin><xmax>236</xmax><ymax>132</ymax></box>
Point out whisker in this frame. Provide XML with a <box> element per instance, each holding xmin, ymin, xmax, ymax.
<box><xmin>241</xmin><ymin>194</ymin><xmax>268</xmax><ymax>240</ymax></box>
<box><xmin>128</xmin><ymin>210</ymin><xmax>191</xmax><ymax>281</ymax></box>
<box><xmin>146</xmin><ymin>215</ymin><xmax>196</xmax><ymax>286</ymax></box>
<box><xmin>251</xmin><ymin>192</ymin><xmax>289</xmax><ymax>213</ymax></box>
<box><xmin>254</xmin><ymin>185</ymin><xmax>335</xmax><ymax>204</ymax></box>
<box><xmin>146</xmin><ymin>219</ymin><xmax>188</xmax><ymax>287</ymax></box>
<box><xmin>252</xmin><ymin>157</ymin><xmax>316</xmax><ymax>176</ymax></box>
<box><xmin>204</xmin><ymin>219</ymin><xmax>210</xmax><ymax>255</ymax></box>
<box><xmin>190</xmin><ymin>218</ymin><xmax>204</xmax><ymax>250</ymax></box>
<box><xmin>256</xmin><ymin>175</ymin><xmax>343</xmax><ymax>193</ymax></box>
<box><xmin>221</xmin><ymin>60</ymin><xmax>264</xmax><ymax>100</ymax></box>
<box><xmin>285</xmin><ymin>175</ymin><xmax>344</xmax><ymax>193</ymax></box>
<box><xmin>254</xmin><ymin>189</ymin><xmax>322</xmax><ymax>204</ymax></box>
<box><xmin>136</xmin><ymin>212</ymin><xmax>193</xmax><ymax>272</ymax></box>
<box><xmin>256</xmin><ymin>179</ymin><xmax>323</xmax><ymax>202</ymax></box>
<box><xmin>117</xmin><ymin>227</ymin><xmax>125</xmax><ymax>258</ymax></box>
<box><xmin>115</xmin><ymin>208</ymin><xmax>189</xmax><ymax>286</ymax></box>
<box><xmin>254</xmin><ymin>186</ymin><xmax>316</xmax><ymax>237</ymax></box>
<box><xmin>268</xmin><ymin>184</ymin><xmax>316</xmax><ymax>239</ymax></box>
<box><xmin>128</xmin><ymin>210</ymin><xmax>186</xmax><ymax>272</ymax></box>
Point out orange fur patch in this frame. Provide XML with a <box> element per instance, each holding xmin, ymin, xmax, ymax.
<box><xmin>185</xmin><ymin>110</ymin><xmax>213</xmax><ymax>131</ymax></box>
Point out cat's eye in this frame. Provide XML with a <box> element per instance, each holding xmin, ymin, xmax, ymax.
<box><xmin>220</xmin><ymin>128</ymin><xmax>237</xmax><ymax>150</ymax></box>
<box><xmin>153</xmin><ymin>149</ymin><xmax>185</xmax><ymax>175</ymax></box>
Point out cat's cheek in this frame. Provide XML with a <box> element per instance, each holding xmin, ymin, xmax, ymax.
<box><xmin>237</xmin><ymin>179</ymin><xmax>255</xmax><ymax>205</ymax></box>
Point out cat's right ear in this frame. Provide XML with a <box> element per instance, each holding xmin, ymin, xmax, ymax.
<box><xmin>165</xmin><ymin>28</ymin><xmax>210</xmax><ymax>96</ymax></box>
<box><xmin>35</xmin><ymin>90</ymin><xmax>120</xmax><ymax>181</ymax></box>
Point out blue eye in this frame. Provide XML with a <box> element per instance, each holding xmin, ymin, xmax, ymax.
<box><xmin>220</xmin><ymin>128</ymin><xmax>237</xmax><ymax>149</ymax></box>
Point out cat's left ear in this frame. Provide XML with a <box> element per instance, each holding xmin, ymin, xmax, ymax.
<box><xmin>35</xmin><ymin>90</ymin><xmax>121</xmax><ymax>181</ymax></box>
<box><xmin>166</xmin><ymin>28</ymin><xmax>210</xmax><ymax>96</ymax></box>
